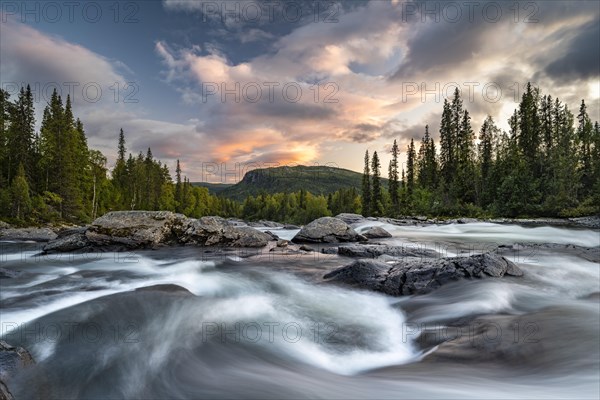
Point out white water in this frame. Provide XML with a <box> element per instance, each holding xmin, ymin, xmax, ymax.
<box><xmin>1</xmin><ymin>222</ymin><xmax>599</xmax><ymax>399</ymax></box>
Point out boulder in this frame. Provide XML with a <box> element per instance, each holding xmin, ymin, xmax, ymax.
<box><xmin>334</xmin><ymin>213</ymin><xmax>366</xmax><ymax>225</ymax></box>
<box><xmin>43</xmin><ymin>212</ymin><xmax>274</xmax><ymax>252</ymax></box>
<box><xmin>422</xmin><ymin>305</ymin><xmax>599</xmax><ymax>368</ymax></box>
<box><xmin>324</xmin><ymin>252</ymin><xmax>523</xmax><ymax>296</ymax></box>
<box><xmin>0</xmin><ymin>341</ymin><xmax>35</xmax><ymax>400</ymax></box>
<box><xmin>85</xmin><ymin>211</ymin><xmax>187</xmax><ymax>248</ymax></box>
<box><xmin>361</xmin><ymin>226</ymin><xmax>392</xmax><ymax>239</ymax></box>
<box><xmin>230</xmin><ymin>226</ymin><xmax>273</xmax><ymax>247</ymax></box>
<box><xmin>337</xmin><ymin>244</ymin><xmax>437</xmax><ymax>259</ymax></box>
<box><xmin>292</xmin><ymin>217</ymin><xmax>365</xmax><ymax>243</ymax></box>
<box><xmin>0</xmin><ymin>228</ymin><xmax>57</xmax><ymax>242</ymax></box>
<box><xmin>42</xmin><ymin>227</ymin><xmax>90</xmax><ymax>253</ymax></box>
<box><xmin>180</xmin><ymin>216</ymin><xmax>272</xmax><ymax>247</ymax></box>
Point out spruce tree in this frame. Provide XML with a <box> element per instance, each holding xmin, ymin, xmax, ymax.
<box><xmin>478</xmin><ymin>116</ymin><xmax>498</xmax><ymax>207</ymax></box>
<box><xmin>577</xmin><ymin>100</ymin><xmax>593</xmax><ymax>196</ymax></box>
<box><xmin>371</xmin><ymin>151</ymin><xmax>382</xmax><ymax>216</ymax></box>
<box><xmin>175</xmin><ymin>159</ymin><xmax>183</xmax><ymax>212</ymax></box>
<box><xmin>361</xmin><ymin>150</ymin><xmax>371</xmax><ymax>216</ymax></box>
<box><xmin>406</xmin><ymin>139</ymin><xmax>416</xmax><ymax>197</ymax></box>
<box><xmin>6</xmin><ymin>85</ymin><xmax>35</xmax><ymax>183</ymax></box>
<box><xmin>11</xmin><ymin>163</ymin><xmax>31</xmax><ymax>220</ymax></box>
<box><xmin>389</xmin><ymin>140</ymin><xmax>400</xmax><ymax>211</ymax></box>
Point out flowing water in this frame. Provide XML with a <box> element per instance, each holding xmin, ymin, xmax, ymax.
<box><xmin>1</xmin><ymin>223</ymin><xmax>599</xmax><ymax>399</ymax></box>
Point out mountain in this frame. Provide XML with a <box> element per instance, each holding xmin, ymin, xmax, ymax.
<box><xmin>194</xmin><ymin>165</ymin><xmax>387</xmax><ymax>200</ymax></box>
<box><xmin>191</xmin><ymin>182</ymin><xmax>234</xmax><ymax>195</ymax></box>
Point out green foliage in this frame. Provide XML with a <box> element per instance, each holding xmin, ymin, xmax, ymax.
<box><xmin>1</xmin><ymin>82</ymin><xmax>598</xmax><ymax>226</ymax></box>
<box><xmin>10</xmin><ymin>163</ymin><xmax>31</xmax><ymax>220</ymax></box>
<box><xmin>362</xmin><ymin>150</ymin><xmax>371</xmax><ymax>216</ymax></box>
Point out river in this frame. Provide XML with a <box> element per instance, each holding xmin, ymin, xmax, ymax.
<box><xmin>1</xmin><ymin>222</ymin><xmax>598</xmax><ymax>399</ymax></box>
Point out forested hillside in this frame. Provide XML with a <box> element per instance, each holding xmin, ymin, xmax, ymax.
<box><xmin>1</xmin><ymin>83</ymin><xmax>598</xmax><ymax>226</ymax></box>
<box><xmin>364</xmin><ymin>84</ymin><xmax>600</xmax><ymax>218</ymax></box>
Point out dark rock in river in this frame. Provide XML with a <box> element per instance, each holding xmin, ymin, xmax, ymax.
<box><xmin>324</xmin><ymin>253</ymin><xmax>523</xmax><ymax>296</ymax></box>
<box><xmin>292</xmin><ymin>217</ymin><xmax>365</xmax><ymax>243</ymax></box>
<box><xmin>42</xmin><ymin>227</ymin><xmax>90</xmax><ymax>253</ymax></box>
<box><xmin>0</xmin><ymin>268</ymin><xmax>23</xmax><ymax>279</ymax></box>
<box><xmin>361</xmin><ymin>226</ymin><xmax>392</xmax><ymax>239</ymax></box>
<box><xmin>337</xmin><ymin>244</ymin><xmax>438</xmax><ymax>259</ymax></box>
<box><xmin>180</xmin><ymin>217</ymin><xmax>272</xmax><ymax>248</ymax></box>
<box><xmin>0</xmin><ymin>341</ymin><xmax>35</xmax><ymax>400</ymax></box>
<box><xmin>422</xmin><ymin>305</ymin><xmax>599</xmax><ymax>369</ymax></box>
<box><xmin>134</xmin><ymin>284</ymin><xmax>194</xmax><ymax>295</ymax></box>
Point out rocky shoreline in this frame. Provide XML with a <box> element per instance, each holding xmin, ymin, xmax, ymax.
<box><xmin>1</xmin><ymin>213</ymin><xmax>598</xmax><ymax>244</ymax></box>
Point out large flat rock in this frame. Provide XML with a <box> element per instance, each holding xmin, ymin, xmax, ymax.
<box><xmin>292</xmin><ymin>217</ymin><xmax>365</xmax><ymax>243</ymax></box>
<box><xmin>324</xmin><ymin>253</ymin><xmax>523</xmax><ymax>296</ymax></box>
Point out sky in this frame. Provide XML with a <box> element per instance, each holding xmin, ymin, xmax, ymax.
<box><xmin>1</xmin><ymin>0</ymin><xmax>599</xmax><ymax>182</ymax></box>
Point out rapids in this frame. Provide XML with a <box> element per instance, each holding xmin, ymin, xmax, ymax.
<box><xmin>1</xmin><ymin>222</ymin><xmax>598</xmax><ymax>399</ymax></box>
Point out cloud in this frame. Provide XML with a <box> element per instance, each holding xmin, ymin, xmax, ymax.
<box><xmin>0</xmin><ymin>18</ymin><xmax>128</xmax><ymax>104</ymax></box>
<box><xmin>544</xmin><ymin>19</ymin><xmax>600</xmax><ymax>82</ymax></box>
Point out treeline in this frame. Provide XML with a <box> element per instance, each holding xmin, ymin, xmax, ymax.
<box><xmin>0</xmin><ymin>86</ymin><xmax>239</xmax><ymax>224</ymax></box>
<box><xmin>1</xmin><ymin>83</ymin><xmax>598</xmax><ymax>226</ymax></box>
<box><xmin>362</xmin><ymin>83</ymin><xmax>600</xmax><ymax>218</ymax></box>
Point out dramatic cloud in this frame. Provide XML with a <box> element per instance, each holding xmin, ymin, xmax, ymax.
<box><xmin>2</xmin><ymin>1</ymin><xmax>598</xmax><ymax>180</ymax></box>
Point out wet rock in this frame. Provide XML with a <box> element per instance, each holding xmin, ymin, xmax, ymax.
<box><xmin>0</xmin><ymin>228</ymin><xmax>57</xmax><ymax>242</ymax></box>
<box><xmin>283</xmin><ymin>224</ymin><xmax>300</xmax><ymax>230</ymax></box>
<box><xmin>324</xmin><ymin>252</ymin><xmax>523</xmax><ymax>296</ymax></box>
<box><xmin>292</xmin><ymin>217</ymin><xmax>365</xmax><ymax>243</ymax></box>
<box><xmin>337</xmin><ymin>244</ymin><xmax>437</xmax><ymax>259</ymax></box>
<box><xmin>299</xmin><ymin>245</ymin><xmax>315</xmax><ymax>252</ymax></box>
<box><xmin>334</xmin><ymin>213</ymin><xmax>366</xmax><ymax>225</ymax></box>
<box><xmin>43</xmin><ymin>212</ymin><xmax>273</xmax><ymax>252</ymax></box>
<box><xmin>42</xmin><ymin>227</ymin><xmax>89</xmax><ymax>253</ymax></box>
<box><xmin>361</xmin><ymin>226</ymin><xmax>392</xmax><ymax>239</ymax></box>
<box><xmin>182</xmin><ymin>217</ymin><xmax>272</xmax><ymax>248</ymax></box>
<box><xmin>0</xmin><ymin>341</ymin><xmax>35</xmax><ymax>400</ymax></box>
<box><xmin>569</xmin><ymin>216</ymin><xmax>600</xmax><ymax>229</ymax></box>
<box><xmin>134</xmin><ymin>284</ymin><xmax>194</xmax><ymax>295</ymax></box>
<box><xmin>276</xmin><ymin>240</ymin><xmax>288</xmax><ymax>247</ymax></box>
<box><xmin>0</xmin><ymin>268</ymin><xmax>23</xmax><ymax>279</ymax></box>
<box><xmin>422</xmin><ymin>305</ymin><xmax>599</xmax><ymax>368</ymax></box>
<box><xmin>85</xmin><ymin>211</ymin><xmax>187</xmax><ymax>248</ymax></box>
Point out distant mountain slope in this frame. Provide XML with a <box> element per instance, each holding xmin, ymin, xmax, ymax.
<box><xmin>197</xmin><ymin>165</ymin><xmax>387</xmax><ymax>200</ymax></box>
<box><xmin>191</xmin><ymin>182</ymin><xmax>234</xmax><ymax>195</ymax></box>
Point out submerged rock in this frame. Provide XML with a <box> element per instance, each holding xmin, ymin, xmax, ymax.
<box><xmin>0</xmin><ymin>341</ymin><xmax>35</xmax><ymax>400</ymax></box>
<box><xmin>292</xmin><ymin>217</ymin><xmax>365</xmax><ymax>243</ymax></box>
<box><xmin>324</xmin><ymin>252</ymin><xmax>523</xmax><ymax>296</ymax></box>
